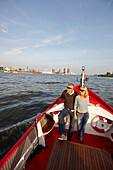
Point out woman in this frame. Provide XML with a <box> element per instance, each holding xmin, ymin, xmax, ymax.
<box><xmin>74</xmin><ymin>86</ymin><xmax>98</xmax><ymax>144</ymax></box>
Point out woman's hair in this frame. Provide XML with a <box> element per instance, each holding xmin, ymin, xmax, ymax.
<box><xmin>79</xmin><ymin>86</ymin><xmax>89</xmax><ymax>98</ymax></box>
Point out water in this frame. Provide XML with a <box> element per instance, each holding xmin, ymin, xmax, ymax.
<box><xmin>0</xmin><ymin>73</ymin><xmax>113</xmax><ymax>160</ymax></box>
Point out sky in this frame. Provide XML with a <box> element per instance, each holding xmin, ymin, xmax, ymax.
<box><xmin>0</xmin><ymin>0</ymin><xmax>113</xmax><ymax>74</ymax></box>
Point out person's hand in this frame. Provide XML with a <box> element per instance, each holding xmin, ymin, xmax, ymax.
<box><xmin>95</xmin><ymin>104</ymin><xmax>100</xmax><ymax>107</ymax></box>
<box><xmin>53</xmin><ymin>104</ymin><xmax>57</xmax><ymax>107</ymax></box>
<box><xmin>74</xmin><ymin>115</ymin><xmax>77</xmax><ymax>120</ymax></box>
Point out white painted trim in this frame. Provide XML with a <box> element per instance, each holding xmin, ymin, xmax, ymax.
<box><xmin>37</xmin><ymin>121</ymin><xmax>45</xmax><ymax>146</ymax></box>
<box><xmin>46</xmin><ymin>103</ymin><xmax>64</xmax><ymax>113</ymax></box>
<box><xmin>14</xmin><ymin>137</ymin><xmax>37</xmax><ymax>170</ymax></box>
<box><xmin>88</xmin><ymin>106</ymin><xmax>113</xmax><ymax>121</ymax></box>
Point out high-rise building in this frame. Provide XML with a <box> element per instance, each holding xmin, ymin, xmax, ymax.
<box><xmin>52</xmin><ymin>69</ymin><xmax>55</xmax><ymax>74</ymax></box>
<box><xmin>67</xmin><ymin>65</ymin><xmax>70</xmax><ymax>75</ymax></box>
<box><xmin>64</xmin><ymin>66</ymin><xmax>67</xmax><ymax>75</ymax></box>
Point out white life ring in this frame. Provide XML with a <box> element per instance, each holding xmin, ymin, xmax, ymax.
<box><xmin>91</xmin><ymin>116</ymin><xmax>112</xmax><ymax>133</ymax></box>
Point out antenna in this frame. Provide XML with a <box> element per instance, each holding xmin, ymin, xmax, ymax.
<box><xmin>80</xmin><ymin>66</ymin><xmax>85</xmax><ymax>87</ymax></box>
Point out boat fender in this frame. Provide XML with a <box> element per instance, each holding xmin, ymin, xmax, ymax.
<box><xmin>91</xmin><ymin>116</ymin><xmax>112</xmax><ymax>133</ymax></box>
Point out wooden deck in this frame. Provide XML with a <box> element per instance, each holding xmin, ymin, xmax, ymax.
<box><xmin>25</xmin><ymin>127</ymin><xmax>113</xmax><ymax>170</ymax></box>
<box><xmin>46</xmin><ymin>140</ymin><xmax>113</xmax><ymax>170</ymax></box>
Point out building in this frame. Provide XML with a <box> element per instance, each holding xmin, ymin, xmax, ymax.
<box><xmin>52</xmin><ymin>69</ymin><xmax>55</xmax><ymax>74</ymax></box>
<box><xmin>64</xmin><ymin>66</ymin><xmax>67</xmax><ymax>75</ymax></box>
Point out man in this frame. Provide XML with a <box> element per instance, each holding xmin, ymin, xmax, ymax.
<box><xmin>55</xmin><ymin>83</ymin><xmax>77</xmax><ymax>141</ymax></box>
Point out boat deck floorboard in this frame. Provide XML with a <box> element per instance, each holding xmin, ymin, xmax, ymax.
<box><xmin>46</xmin><ymin>140</ymin><xmax>113</xmax><ymax>170</ymax></box>
<box><xmin>25</xmin><ymin>127</ymin><xmax>113</xmax><ymax>170</ymax></box>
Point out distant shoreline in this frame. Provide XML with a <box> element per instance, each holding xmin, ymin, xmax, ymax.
<box><xmin>98</xmin><ymin>75</ymin><xmax>113</xmax><ymax>77</ymax></box>
<box><xmin>0</xmin><ymin>70</ymin><xmax>76</xmax><ymax>76</ymax></box>
<box><xmin>92</xmin><ymin>72</ymin><xmax>113</xmax><ymax>77</ymax></box>
<box><xmin>97</xmin><ymin>72</ymin><xmax>113</xmax><ymax>77</ymax></box>
<box><xmin>1</xmin><ymin>70</ymin><xmax>113</xmax><ymax>77</ymax></box>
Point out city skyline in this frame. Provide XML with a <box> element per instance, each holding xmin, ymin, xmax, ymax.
<box><xmin>0</xmin><ymin>65</ymin><xmax>73</xmax><ymax>75</ymax></box>
<box><xmin>0</xmin><ymin>0</ymin><xmax>113</xmax><ymax>75</ymax></box>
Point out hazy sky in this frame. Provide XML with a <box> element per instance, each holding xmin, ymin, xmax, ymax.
<box><xmin>0</xmin><ymin>0</ymin><xmax>113</xmax><ymax>74</ymax></box>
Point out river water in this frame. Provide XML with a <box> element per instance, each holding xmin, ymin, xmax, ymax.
<box><xmin>0</xmin><ymin>73</ymin><xmax>113</xmax><ymax>160</ymax></box>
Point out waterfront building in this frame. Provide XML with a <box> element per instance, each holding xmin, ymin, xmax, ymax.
<box><xmin>52</xmin><ymin>69</ymin><xmax>55</xmax><ymax>74</ymax></box>
<box><xmin>64</xmin><ymin>66</ymin><xmax>67</xmax><ymax>75</ymax></box>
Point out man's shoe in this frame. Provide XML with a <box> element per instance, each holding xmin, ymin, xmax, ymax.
<box><xmin>80</xmin><ymin>140</ymin><xmax>85</xmax><ymax>144</ymax></box>
<box><xmin>58</xmin><ymin>135</ymin><xmax>67</xmax><ymax>140</ymax></box>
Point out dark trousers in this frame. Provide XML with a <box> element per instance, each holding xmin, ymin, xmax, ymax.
<box><xmin>58</xmin><ymin>108</ymin><xmax>75</xmax><ymax>141</ymax></box>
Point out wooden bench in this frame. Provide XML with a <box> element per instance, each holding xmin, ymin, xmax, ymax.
<box><xmin>46</xmin><ymin>140</ymin><xmax>113</xmax><ymax>170</ymax></box>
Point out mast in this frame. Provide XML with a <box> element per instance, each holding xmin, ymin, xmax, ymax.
<box><xmin>80</xmin><ymin>66</ymin><xmax>85</xmax><ymax>87</ymax></box>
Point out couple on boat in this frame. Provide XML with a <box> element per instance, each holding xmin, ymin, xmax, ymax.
<box><xmin>54</xmin><ymin>83</ymin><xmax>98</xmax><ymax>144</ymax></box>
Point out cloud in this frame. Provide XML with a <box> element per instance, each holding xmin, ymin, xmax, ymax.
<box><xmin>11</xmin><ymin>1</ymin><xmax>31</xmax><ymax>21</ymax></box>
<box><xmin>27</xmin><ymin>30</ymin><xmax>42</xmax><ymax>35</ymax></box>
<box><xmin>108</xmin><ymin>0</ymin><xmax>113</xmax><ymax>6</ymax></box>
<box><xmin>34</xmin><ymin>35</ymin><xmax>72</xmax><ymax>48</ymax></box>
<box><xmin>0</xmin><ymin>15</ymin><xmax>30</xmax><ymax>28</ymax></box>
<box><xmin>0</xmin><ymin>23</ymin><xmax>8</xmax><ymax>33</ymax></box>
<box><xmin>1</xmin><ymin>37</ymin><xmax>26</xmax><ymax>45</ymax></box>
<box><xmin>0</xmin><ymin>47</ymin><xmax>27</xmax><ymax>56</ymax></box>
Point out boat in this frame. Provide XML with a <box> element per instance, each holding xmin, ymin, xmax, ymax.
<box><xmin>0</xmin><ymin>66</ymin><xmax>113</xmax><ymax>170</ymax></box>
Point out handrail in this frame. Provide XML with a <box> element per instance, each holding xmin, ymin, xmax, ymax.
<box><xmin>0</xmin><ymin>109</ymin><xmax>55</xmax><ymax>170</ymax></box>
<box><xmin>0</xmin><ymin>122</ymin><xmax>38</xmax><ymax>170</ymax></box>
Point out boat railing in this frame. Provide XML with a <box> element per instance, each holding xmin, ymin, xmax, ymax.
<box><xmin>0</xmin><ymin>111</ymin><xmax>55</xmax><ymax>170</ymax></box>
<box><xmin>0</xmin><ymin>123</ymin><xmax>38</xmax><ymax>170</ymax></box>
